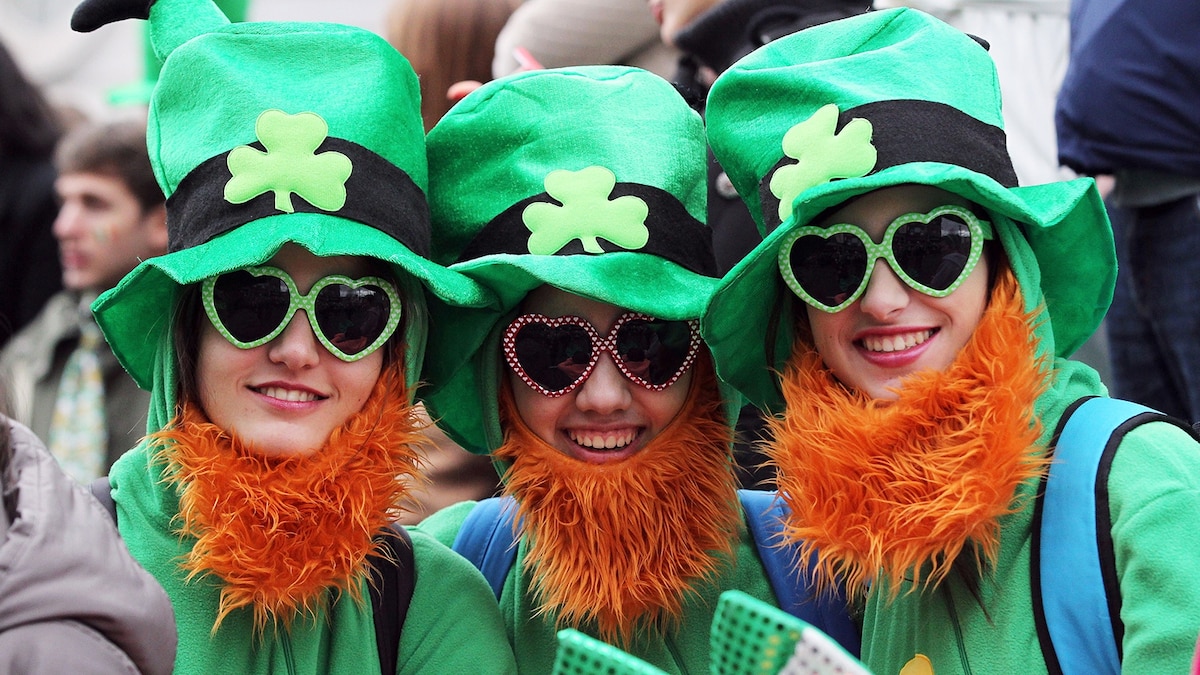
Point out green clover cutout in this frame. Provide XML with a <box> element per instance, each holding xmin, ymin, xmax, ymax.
<box><xmin>224</xmin><ymin>110</ymin><xmax>353</xmax><ymax>214</ymax></box>
<box><xmin>522</xmin><ymin>166</ymin><xmax>650</xmax><ymax>255</ymax></box>
<box><xmin>769</xmin><ymin>103</ymin><xmax>876</xmax><ymax>224</ymax></box>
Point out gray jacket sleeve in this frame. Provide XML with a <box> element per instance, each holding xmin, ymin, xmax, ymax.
<box><xmin>0</xmin><ymin>417</ymin><xmax>176</xmax><ymax>674</ymax></box>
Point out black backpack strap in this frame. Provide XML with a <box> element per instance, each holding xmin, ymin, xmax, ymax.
<box><xmin>369</xmin><ymin>523</ymin><xmax>415</xmax><ymax>675</ymax></box>
<box><xmin>89</xmin><ymin>476</ymin><xmax>117</xmax><ymax>523</ymax></box>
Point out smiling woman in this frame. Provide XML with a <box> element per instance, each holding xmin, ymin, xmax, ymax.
<box><xmin>74</xmin><ymin>0</ymin><xmax>516</xmax><ymax>672</ymax></box>
<box><xmin>799</xmin><ymin>186</ymin><xmax>992</xmax><ymax>400</ymax></box>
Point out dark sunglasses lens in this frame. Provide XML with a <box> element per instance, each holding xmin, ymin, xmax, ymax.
<box><xmin>314</xmin><ymin>284</ymin><xmax>392</xmax><ymax>356</ymax></box>
<box><xmin>893</xmin><ymin>215</ymin><xmax>975</xmax><ymax>291</ymax></box>
<box><xmin>513</xmin><ymin>322</ymin><xmax>594</xmax><ymax>393</ymax></box>
<box><xmin>790</xmin><ymin>233</ymin><xmax>868</xmax><ymax>307</ymax></box>
<box><xmin>212</xmin><ymin>270</ymin><xmax>290</xmax><ymax>343</ymax></box>
<box><xmin>614</xmin><ymin>319</ymin><xmax>693</xmax><ymax>386</ymax></box>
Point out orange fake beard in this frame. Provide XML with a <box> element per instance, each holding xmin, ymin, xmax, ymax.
<box><xmin>495</xmin><ymin>353</ymin><xmax>740</xmax><ymax>645</ymax></box>
<box><xmin>768</xmin><ymin>267</ymin><xmax>1050</xmax><ymax>600</ymax></box>
<box><xmin>151</xmin><ymin>362</ymin><xmax>425</xmax><ymax>632</ymax></box>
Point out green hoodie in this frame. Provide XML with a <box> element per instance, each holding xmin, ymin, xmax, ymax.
<box><xmin>419</xmin><ymin>502</ymin><xmax>785</xmax><ymax>674</ymax></box>
<box><xmin>110</xmin><ymin>443</ymin><xmax>516</xmax><ymax>674</ymax></box>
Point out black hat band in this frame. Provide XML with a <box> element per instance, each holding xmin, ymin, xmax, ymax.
<box><xmin>166</xmin><ymin>137</ymin><xmax>431</xmax><ymax>256</ymax></box>
<box><xmin>759</xmin><ymin>98</ymin><xmax>1017</xmax><ymax>232</ymax></box>
<box><xmin>458</xmin><ymin>182</ymin><xmax>717</xmax><ymax>277</ymax></box>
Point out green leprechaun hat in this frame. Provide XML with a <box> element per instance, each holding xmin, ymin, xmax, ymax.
<box><xmin>72</xmin><ymin>0</ymin><xmax>491</xmax><ymax>416</ymax></box>
<box><xmin>421</xmin><ymin>65</ymin><xmax>721</xmax><ymax>454</ymax></box>
<box><xmin>701</xmin><ymin>7</ymin><xmax>1115</xmax><ymax>411</ymax></box>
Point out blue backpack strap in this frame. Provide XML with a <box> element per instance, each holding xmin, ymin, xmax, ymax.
<box><xmin>1032</xmin><ymin>396</ymin><xmax>1190</xmax><ymax>675</ymax></box>
<box><xmin>739</xmin><ymin>489</ymin><xmax>861</xmax><ymax>657</ymax></box>
<box><xmin>451</xmin><ymin>496</ymin><xmax>520</xmax><ymax>599</ymax></box>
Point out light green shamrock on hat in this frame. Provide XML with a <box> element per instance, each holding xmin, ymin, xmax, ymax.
<box><xmin>522</xmin><ymin>166</ymin><xmax>650</xmax><ymax>255</ymax></box>
<box><xmin>769</xmin><ymin>103</ymin><xmax>876</xmax><ymax>224</ymax></box>
<box><xmin>225</xmin><ymin>109</ymin><xmax>353</xmax><ymax>213</ymax></box>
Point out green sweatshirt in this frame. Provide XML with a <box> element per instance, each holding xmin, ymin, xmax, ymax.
<box><xmin>417</xmin><ymin>501</ymin><xmax>786</xmax><ymax>675</ymax></box>
<box><xmin>109</xmin><ymin>444</ymin><xmax>517</xmax><ymax>675</ymax></box>
<box><xmin>861</xmin><ymin>362</ymin><xmax>1200</xmax><ymax>675</ymax></box>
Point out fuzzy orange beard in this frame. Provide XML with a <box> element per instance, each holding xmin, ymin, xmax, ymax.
<box><xmin>495</xmin><ymin>353</ymin><xmax>740</xmax><ymax>645</ymax></box>
<box><xmin>769</xmin><ymin>267</ymin><xmax>1049</xmax><ymax>600</ymax></box>
<box><xmin>150</xmin><ymin>363</ymin><xmax>425</xmax><ymax>633</ymax></box>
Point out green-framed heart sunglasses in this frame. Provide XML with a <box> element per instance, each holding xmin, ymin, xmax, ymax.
<box><xmin>201</xmin><ymin>265</ymin><xmax>403</xmax><ymax>361</ymax></box>
<box><xmin>777</xmin><ymin>204</ymin><xmax>994</xmax><ymax>313</ymax></box>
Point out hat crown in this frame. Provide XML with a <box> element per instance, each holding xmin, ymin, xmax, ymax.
<box><xmin>707</xmin><ymin>7</ymin><xmax>1014</xmax><ymax>235</ymax></box>
<box><xmin>139</xmin><ymin>0</ymin><xmax>429</xmax><ymax>255</ymax></box>
<box><xmin>150</xmin><ymin>23</ymin><xmax>426</xmax><ymax>198</ymax></box>
<box><xmin>427</xmin><ymin>65</ymin><xmax>710</xmax><ymax>273</ymax></box>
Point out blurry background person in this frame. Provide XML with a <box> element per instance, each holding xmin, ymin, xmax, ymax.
<box><xmin>385</xmin><ymin>0</ymin><xmax>521</xmax><ymax>132</ymax></box>
<box><xmin>492</xmin><ymin>0</ymin><xmax>679</xmax><ymax>79</ymax></box>
<box><xmin>0</xmin><ymin>408</ymin><xmax>176</xmax><ymax>674</ymax></box>
<box><xmin>0</xmin><ymin>38</ymin><xmax>63</xmax><ymax>349</ymax></box>
<box><xmin>0</xmin><ymin>118</ymin><xmax>166</xmax><ymax>483</ymax></box>
<box><xmin>1056</xmin><ymin>0</ymin><xmax>1200</xmax><ymax>424</ymax></box>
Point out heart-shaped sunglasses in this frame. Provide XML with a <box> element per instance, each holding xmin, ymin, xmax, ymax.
<box><xmin>502</xmin><ymin>312</ymin><xmax>701</xmax><ymax>397</ymax></box>
<box><xmin>201</xmin><ymin>265</ymin><xmax>402</xmax><ymax>362</ymax></box>
<box><xmin>777</xmin><ymin>204</ymin><xmax>994</xmax><ymax>313</ymax></box>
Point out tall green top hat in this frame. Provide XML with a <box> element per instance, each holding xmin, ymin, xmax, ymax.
<box><xmin>702</xmin><ymin>7</ymin><xmax>1115</xmax><ymax>411</ymax></box>
<box><xmin>421</xmin><ymin>65</ymin><xmax>719</xmax><ymax>454</ymax></box>
<box><xmin>72</xmin><ymin>0</ymin><xmax>490</xmax><ymax>405</ymax></box>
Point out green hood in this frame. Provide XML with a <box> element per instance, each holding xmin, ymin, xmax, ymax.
<box><xmin>701</xmin><ymin>7</ymin><xmax>1115</xmax><ymax>413</ymax></box>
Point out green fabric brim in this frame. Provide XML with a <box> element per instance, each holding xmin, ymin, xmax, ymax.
<box><xmin>422</xmin><ymin>252</ymin><xmax>721</xmax><ymax>455</ymax></box>
<box><xmin>702</xmin><ymin>162</ymin><xmax>1114</xmax><ymax>412</ymax></box>
<box><xmin>94</xmin><ymin>213</ymin><xmax>493</xmax><ymax>391</ymax></box>
<box><xmin>460</xmin><ymin>251</ymin><xmax>718</xmax><ymax>321</ymax></box>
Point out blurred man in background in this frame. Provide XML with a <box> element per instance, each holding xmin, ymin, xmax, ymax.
<box><xmin>1</xmin><ymin>117</ymin><xmax>166</xmax><ymax>482</ymax></box>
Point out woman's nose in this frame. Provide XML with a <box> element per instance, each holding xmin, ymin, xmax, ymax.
<box><xmin>267</xmin><ymin>310</ymin><xmax>322</xmax><ymax>368</ymax></box>
<box><xmin>857</xmin><ymin>258</ymin><xmax>911</xmax><ymax>320</ymax></box>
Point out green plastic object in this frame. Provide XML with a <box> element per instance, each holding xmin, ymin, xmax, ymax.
<box><xmin>712</xmin><ymin>590</ymin><xmax>870</xmax><ymax>675</ymax></box>
<box><xmin>549</xmin><ymin>591</ymin><xmax>871</xmax><ymax>675</ymax></box>
<box><xmin>552</xmin><ymin>629</ymin><xmax>668</xmax><ymax>675</ymax></box>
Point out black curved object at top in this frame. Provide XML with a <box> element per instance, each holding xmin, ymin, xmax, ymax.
<box><xmin>71</xmin><ymin>0</ymin><xmax>155</xmax><ymax>32</ymax></box>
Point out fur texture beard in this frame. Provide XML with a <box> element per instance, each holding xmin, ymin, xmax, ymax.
<box><xmin>769</xmin><ymin>267</ymin><xmax>1050</xmax><ymax>600</ymax></box>
<box><xmin>151</xmin><ymin>362</ymin><xmax>425</xmax><ymax>633</ymax></box>
<box><xmin>494</xmin><ymin>353</ymin><xmax>740</xmax><ymax>646</ymax></box>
